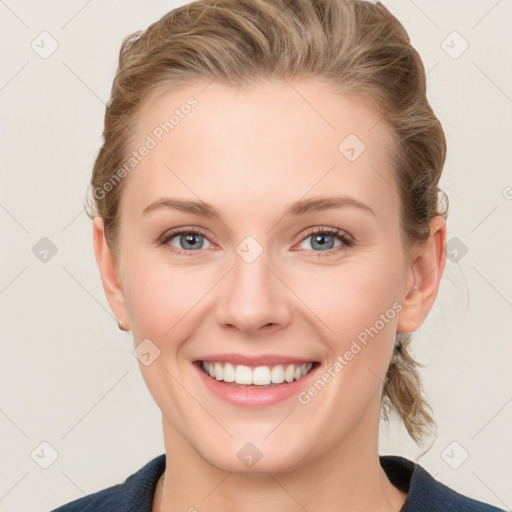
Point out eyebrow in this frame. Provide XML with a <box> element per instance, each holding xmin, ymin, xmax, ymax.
<box><xmin>141</xmin><ymin>195</ymin><xmax>376</xmax><ymax>218</ymax></box>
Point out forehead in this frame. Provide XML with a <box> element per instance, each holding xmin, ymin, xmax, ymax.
<box><xmin>121</xmin><ymin>79</ymin><xmax>399</xmax><ymax>220</ymax></box>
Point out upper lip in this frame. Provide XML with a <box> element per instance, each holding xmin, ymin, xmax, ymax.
<box><xmin>195</xmin><ymin>353</ymin><xmax>318</xmax><ymax>367</ymax></box>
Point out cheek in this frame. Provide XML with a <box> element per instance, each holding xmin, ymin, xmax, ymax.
<box><xmin>292</xmin><ymin>259</ymin><xmax>401</xmax><ymax>344</ymax></box>
<box><xmin>121</xmin><ymin>255</ymin><xmax>203</xmax><ymax>339</ymax></box>
<box><xmin>121</xmin><ymin>257</ymin><xmax>207</xmax><ymax>417</ymax></box>
<box><xmin>122</xmin><ymin>241</ymin><xmax>404</xmax><ymax>353</ymax></box>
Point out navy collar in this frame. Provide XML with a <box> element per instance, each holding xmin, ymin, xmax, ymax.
<box><xmin>118</xmin><ymin>454</ymin><xmax>438</xmax><ymax>511</ymax></box>
<box><xmin>55</xmin><ymin>452</ymin><xmax>503</xmax><ymax>511</ymax></box>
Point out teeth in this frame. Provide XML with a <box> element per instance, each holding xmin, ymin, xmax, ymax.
<box><xmin>252</xmin><ymin>366</ymin><xmax>271</xmax><ymax>385</ymax></box>
<box><xmin>235</xmin><ymin>365</ymin><xmax>253</xmax><ymax>385</ymax></box>
<box><xmin>214</xmin><ymin>362</ymin><xmax>223</xmax><ymax>380</ymax></box>
<box><xmin>201</xmin><ymin>361</ymin><xmax>314</xmax><ymax>385</ymax></box>
<box><xmin>223</xmin><ymin>362</ymin><xmax>235</xmax><ymax>382</ymax></box>
<box><xmin>271</xmin><ymin>365</ymin><xmax>285</xmax><ymax>384</ymax></box>
<box><xmin>284</xmin><ymin>364</ymin><xmax>295</xmax><ymax>382</ymax></box>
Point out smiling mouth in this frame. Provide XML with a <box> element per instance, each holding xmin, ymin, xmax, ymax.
<box><xmin>197</xmin><ymin>360</ymin><xmax>320</xmax><ymax>388</ymax></box>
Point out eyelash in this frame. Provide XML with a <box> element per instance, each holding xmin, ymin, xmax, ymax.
<box><xmin>159</xmin><ymin>227</ymin><xmax>353</xmax><ymax>257</ymax></box>
<box><xmin>302</xmin><ymin>228</ymin><xmax>353</xmax><ymax>256</ymax></box>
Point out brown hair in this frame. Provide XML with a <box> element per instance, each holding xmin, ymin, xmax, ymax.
<box><xmin>85</xmin><ymin>0</ymin><xmax>447</xmax><ymax>449</ymax></box>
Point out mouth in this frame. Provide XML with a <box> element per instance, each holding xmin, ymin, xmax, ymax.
<box><xmin>195</xmin><ymin>360</ymin><xmax>320</xmax><ymax>388</ymax></box>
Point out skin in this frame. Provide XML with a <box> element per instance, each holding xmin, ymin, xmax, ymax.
<box><xmin>93</xmin><ymin>78</ymin><xmax>446</xmax><ymax>512</ymax></box>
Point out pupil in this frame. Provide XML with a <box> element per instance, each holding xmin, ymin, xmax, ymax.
<box><xmin>182</xmin><ymin>233</ymin><xmax>202</xmax><ymax>250</ymax></box>
<box><xmin>313</xmin><ymin>234</ymin><xmax>333</xmax><ymax>251</ymax></box>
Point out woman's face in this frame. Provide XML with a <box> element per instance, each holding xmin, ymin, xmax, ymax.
<box><xmin>95</xmin><ymin>79</ymin><xmax>442</xmax><ymax>474</ymax></box>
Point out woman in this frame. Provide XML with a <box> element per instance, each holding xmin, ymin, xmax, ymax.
<box><xmin>51</xmin><ymin>0</ymin><xmax>505</xmax><ymax>510</ymax></box>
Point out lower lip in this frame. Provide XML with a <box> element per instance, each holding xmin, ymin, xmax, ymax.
<box><xmin>193</xmin><ymin>362</ymin><xmax>320</xmax><ymax>408</ymax></box>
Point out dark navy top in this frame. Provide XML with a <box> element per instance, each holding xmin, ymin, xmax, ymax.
<box><xmin>49</xmin><ymin>453</ymin><xmax>506</xmax><ymax>511</ymax></box>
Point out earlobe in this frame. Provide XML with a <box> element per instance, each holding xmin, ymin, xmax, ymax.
<box><xmin>92</xmin><ymin>217</ymin><xmax>130</xmax><ymax>329</ymax></box>
<box><xmin>397</xmin><ymin>216</ymin><xmax>447</xmax><ymax>334</ymax></box>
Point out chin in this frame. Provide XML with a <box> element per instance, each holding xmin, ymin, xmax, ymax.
<box><xmin>194</xmin><ymin>433</ymin><xmax>314</xmax><ymax>476</ymax></box>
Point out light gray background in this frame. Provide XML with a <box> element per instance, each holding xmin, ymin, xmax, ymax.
<box><xmin>1</xmin><ymin>1</ymin><xmax>511</xmax><ymax>511</ymax></box>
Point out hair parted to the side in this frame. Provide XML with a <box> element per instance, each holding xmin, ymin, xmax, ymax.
<box><xmin>85</xmin><ymin>0</ymin><xmax>447</xmax><ymax>449</ymax></box>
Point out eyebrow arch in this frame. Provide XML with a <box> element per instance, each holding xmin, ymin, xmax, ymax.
<box><xmin>141</xmin><ymin>195</ymin><xmax>376</xmax><ymax>218</ymax></box>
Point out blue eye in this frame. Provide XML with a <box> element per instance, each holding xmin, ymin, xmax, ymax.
<box><xmin>298</xmin><ymin>228</ymin><xmax>352</xmax><ymax>255</ymax></box>
<box><xmin>161</xmin><ymin>230</ymin><xmax>214</xmax><ymax>254</ymax></box>
<box><xmin>160</xmin><ymin>227</ymin><xmax>352</xmax><ymax>257</ymax></box>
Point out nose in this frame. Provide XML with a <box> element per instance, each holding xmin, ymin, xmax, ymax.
<box><xmin>215</xmin><ymin>245</ymin><xmax>292</xmax><ymax>336</ymax></box>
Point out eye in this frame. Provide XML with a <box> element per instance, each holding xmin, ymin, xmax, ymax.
<box><xmin>159</xmin><ymin>226</ymin><xmax>353</xmax><ymax>257</ymax></box>
<box><xmin>160</xmin><ymin>228</ymin><xmax>214</xmax><ymax>255</ymax></box>
<box><xmin>296</xmin><ymin>227</ymin><xmax>353</xmax><ymax>256</ymax></box>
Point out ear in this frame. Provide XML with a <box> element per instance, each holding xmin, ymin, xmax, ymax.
<box><xmin>397</xmin><ymin>215</ymin><xmax>447</xmax><ymax>334</ymax></box>
<box><xmin>92</xmin><ymin>216</ymin><xmax>130</xmax><ymax>330</ymax></box>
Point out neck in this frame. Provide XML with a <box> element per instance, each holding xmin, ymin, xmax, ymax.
<box><xmin>155</xmin><ymin>395</ymin><xmax>407</xmax><ymax>512</ymax></box>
